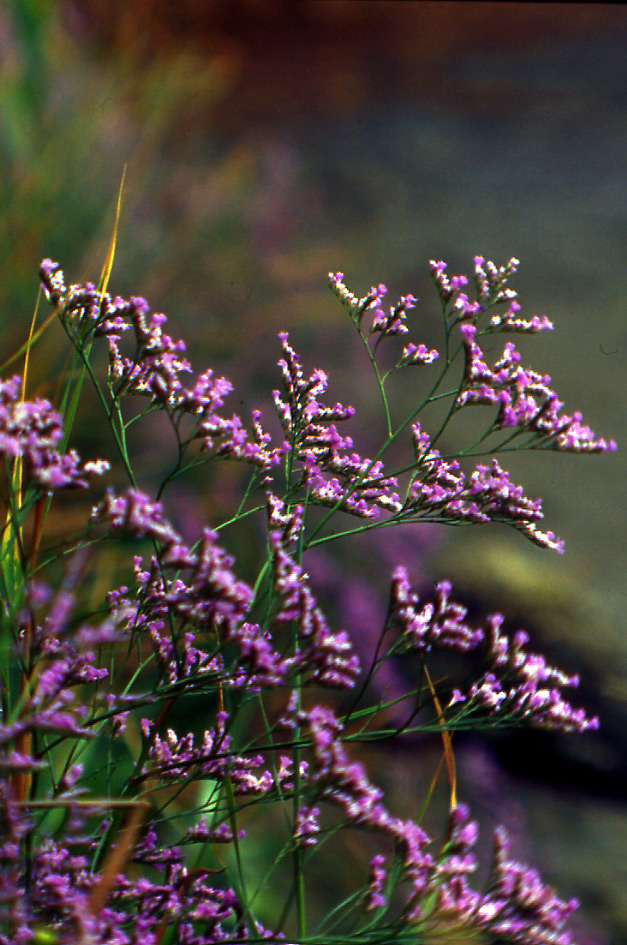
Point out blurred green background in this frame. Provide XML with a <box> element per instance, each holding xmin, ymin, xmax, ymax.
<box><xmin>1</xmin><ymin>1</ymin><xmax>625</xmax><ymax>941</ymax></box>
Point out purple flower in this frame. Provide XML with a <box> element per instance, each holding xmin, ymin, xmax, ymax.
<box><xmin>274</xmin><ymin>333</ymin><xmax>400</xmax><ymax>519</ymax></box>
<box><xmin>293</xmin><ymin>806</ymin><xmax>320</xmax><ymax>848</ymax></box>
<box><xmin>365</xmin><ymin>854</ymin><xmax>388</xmax><ymax>911</ymax></box>
<box><xmin>396</xmin><ymin>341</ymin><xmax>439</xmax><ymax>368</ymax></box>
<box><xmin>93</xmin><ymin>486</ymin><xmax>187</xmax><ymax>548</ymax></box>
<box><xmin>0</xmin><ymin>376</ymin><xmax>109</xmax><ymax>491</ymax></box>
<box><xmin>388</xmin><ymin>569</ymin><xmax>484</xmax><ymax>653</ymax></box>
<box><xmin>447</xmin><ymin>614</ymin><xmax>599</xmax><ymax>733</ymax></box>
<box><xmin>456</xmin><ymin>325</ymin><xmax>616</xmax><ymax>454</ymax></box>
<box><xmin>328</xmin><ymin>272</ymin><xmax>389</xmax><ymax>329</ymax></box>
<box><xmin>405</xmin><ymin>424</ymin><xmax>564</xmax><ymax>551</ymax></box>
<box><xmin>270</xmin><ymin>529</ymin><xmax>361</xmax><ymax>689</ymax></box>
<box><xmin>40</xmin><ymin>260</ymin><xmax>288</xmax><ymax>471</ymax></box>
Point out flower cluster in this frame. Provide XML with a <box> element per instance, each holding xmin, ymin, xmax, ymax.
<box><xmin>1</xmin><ymin>575</ymin><xmax>118</xmax><ymax>765</ymax></box>
<box><xmin>39</xmin><ymin>259</ymin><xmax>288</xmax><ymax>471</ymax></box>
<box><xmin>417</xmin><ymin>808</ymin><xmax>580</xmax><ymax>945</ymax></box>
<box><xmin>323</xmin><ymin>260</ymin><xmax>613</xmax><ymax>560</ymax></box>
<box><xmin>431</xmin><ymin>255</ymin><xmax>522</xmax><ymax>323</ymax></box>
<box><xmin>404</xmin><ymin>424</ymin><xmax>564</xmax><ymax>551</ymax></box>
<box><xmin>273</xmin><ymin>332</ymin><xmax>401</xmax><ymax>518</ymax></box>
<box><xmin>94</xmin><ymin>485</ymin><xmax>361</xmax><ymax>694</ymax></box>
<box><xmin>0</xmin><ymin>375</ymin><xmax>109</xmax><ymax>492</ymax></box>
<box><xmin>290</xmin><ymin>706</ymin><xmax>580</xmax><ymax>944</ymax></box>
<box><xmin>448</xmin><ymin>615</ymin><xmax>600</xmax><ymax>733</ymax></box>
<box><xmin>140</xmin><ymin>713</ymin><xmax>300</xmax><ymax>796</ymax></box>
<box><xmin>270</xmin><ymin>526</ymin><xmax>361</xmax><ymax>688</ymax></box>
<box><xmin>0</xmin><ymin>253</ymin><xmax>612</xmax><ymax>945</ymax></box>
<box><xmin>0</xmin><ymin>794</ymin><xmax>269</xmax><ymax>945</ymax></box>
<box><xmin>329</xmin><ymin>272</ymin><xmax>438</xmax><ymax>367</ymax></box>
<box><xmin>457</xmin><ymin>324</ymin><xmax>617</xmax><ymax>453</ymax></box>
<box><xmin>293</xmin><ymin>805</ymin><xmax>320</xmax><ymax>848</ymax></box>
<box><xmin>383</xmin><ymin>569</ymin><xmax>597</xmax><ymax>733</ymax></box>
<box><xmin>387</xmin><ymin>569</ymin><xmax>483</xmax><ymax>653</ymax></box>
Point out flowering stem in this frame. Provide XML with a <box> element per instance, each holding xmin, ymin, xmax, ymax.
<box><xmin>360</xmin><ymin>331</ymin><xmax>393</xmax><ymax>438</ymax></box>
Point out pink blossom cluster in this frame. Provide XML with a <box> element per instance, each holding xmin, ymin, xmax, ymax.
<box><xmin>0</xmin><ymin>254</ymin><xmax>612</xmax><ymax>945</ymax></box>
<box><xmin>0</xmin><ymin>375</ymin><xmax>109</xmax><ymax>491</ymax></box>
<box><xmin>448</xmin><ymin>615</ymin><xmax>600</xmax><ymax>733</ymax></box>
<box><xmin>387</xmin><ymin>569</ymin><xmax>484</xmax><ymax>653</ymax></box>
<box><xmin>95</xmin><ymin>486</ymin><xmax>361</xmax><ymax>693</ymax></box>
<box><xmin>430</xmin><ymin>255</ymin><xmax>521</xmax><ymax>321</ymax></box>
<box><xmin>0</xmin><ymin>798</ymin><xmax>274</xmax><ymax>945</ymax></box>
<box><xmin>406</xmin><ymin>423</ymin><xmax>564</xmax><ymax>552</ymax></box>
<box><xmin>139</xmin><ymin>713</ymin><xmax>299</xmax><ymax>795</ymax></box>
<box><xmin>292</xmin><ymin>705</ymin><xmax>580</xmax><ymax>944</ymax></box>
<box><xmin>39</xmin><ymin>260</ymin><xmax>288</xmax><ymax>470</ymax></box>
<box><xmin>457</xmin><ymin>324</ymin><xmax>617</xmax><ymax>452</ymax></box>
<box><xmin>384</xmin><ymin>569</ymin><xmax>597</xmax><ymax>733</ymax></box>
<box><xmin>329</xmin><ymin>271</ymin><xmax>438</xmax><ymax>366</ymax></box>
<box><xmin>270</xmin><ymin>526</ymin><xmax>361</xmax><ymax>688</ymax></box>
<box><xmin>274</xmin><ymin>332</ymin><xmax>401</xmax><ymax>518</ymax></box>
<box><xmin>0</xmin><ymin>592</ymin><xmax>110</xmax><ymax>768</ymax></box>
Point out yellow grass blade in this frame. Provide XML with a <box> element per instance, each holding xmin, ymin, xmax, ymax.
<box><xmin>21</xmin><ymin>288</ymin><xmax>41</xmax><ymax>399</ymax></box>
<box><xmin>425</xmin><ymin>665</ymin><xmax>457</xmax><ymax>810</ymax></box>
<box><xmin>15</xmin><ymin>286</ymin><xmax>45</xmax><ymax>504</ymax></box>
<box><xmin>0</xmin><ymin>289</ymin><xmax>44</xmax><ymax>596</ymax></box>
<box><xmin>97</xmin><ymin>163</ymin><xmax>127</xmax><ymax>297</ymax></box>
<box><xmin>0</xmin><ymin>306</ymin><xmax>59</xmax><ymax>376</ymax></box>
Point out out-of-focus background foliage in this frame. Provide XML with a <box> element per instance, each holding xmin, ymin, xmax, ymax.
<box><xmin>1</xmin><ymin>1</ymin><xmax>625</xmax><ymax>941</ymax></box>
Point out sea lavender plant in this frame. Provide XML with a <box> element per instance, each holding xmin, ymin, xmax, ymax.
<box><xmin>0</xmin><ymin>242</ymin><xmax>615</xmax><ymax>945</ymax></box>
